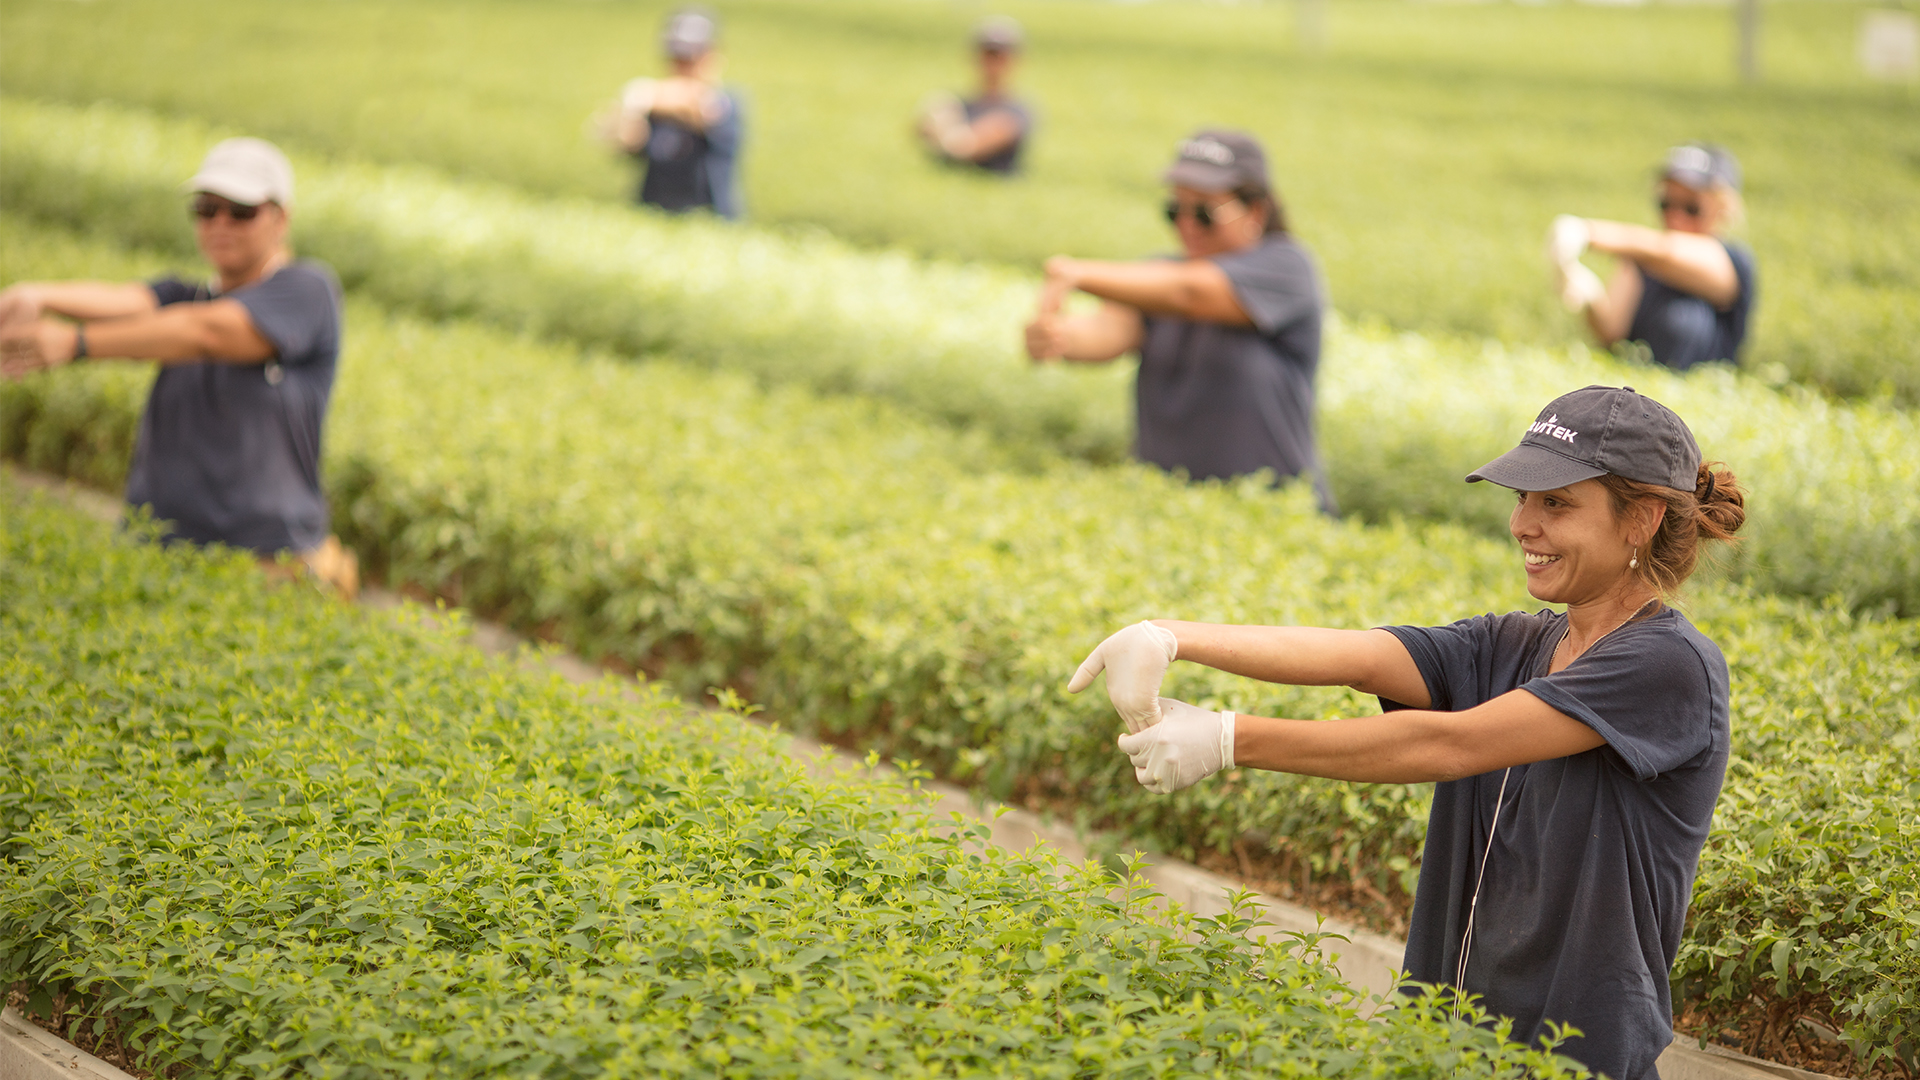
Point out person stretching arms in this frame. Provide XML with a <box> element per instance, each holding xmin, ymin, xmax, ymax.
<box><xmin>1</xmin><ymin>137</ymin><xmax>353</xmax><ymax>595</ymax></box>
<box><xmin>1070</xmin><ymin>385</ymin><xmax>1746</xmax><ymax>1080</ymax></box>
<box><xmin>1548</xmin><ymin>143</ymin><xmax>1756</xmax><ymax>371</ymax></box>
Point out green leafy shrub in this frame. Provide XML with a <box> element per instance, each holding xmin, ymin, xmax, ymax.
<box><xmin>3</xmin><ymin>0</ymin><xmax>1914</xmax><ymax>402</ymax></box>
<box><xmin>1</xmin><ymin>487</ymin><xmax>1598</xmax><ymax>1078</ymax></box>
<box><xmin>6</xmin><ymin>217</ymin><xmax>1917</xmax><ymax>1057</ymax></box>
<box><xmin>1669</xmin><ymin>597</ymin><xmax>1920</xmax><ymax>1074</ymax></box>
<box><xmin>3</xmin><ymin>101</ymin><xmax>1913</xmax><ymax>612</ymax></box>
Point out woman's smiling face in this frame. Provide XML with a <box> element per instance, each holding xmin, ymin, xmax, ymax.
<box><xmin>1509</xmin><ymin>479</ymin><xmax>1654</xmax><ymax>608</ymax></box>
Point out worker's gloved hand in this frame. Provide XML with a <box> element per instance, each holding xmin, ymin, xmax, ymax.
<box><xmin>1116</xmin><ymin>698</ymin><xmax>1235</xmax><ymax>795</ymax></box>
<box><xmin>1067</xmin><ymin>621</ymin><xmax>1179</xmax><ymax>733</ymax></box>
<box><xmin>1557</xmin><ymin>260</ymin><xmax>1606</xmax><ymax>312</ymax></box>
<box><xmin>1546</xmin><ymin>214</ymin><xmax>1590</xmax><ymax>266</ymax></box>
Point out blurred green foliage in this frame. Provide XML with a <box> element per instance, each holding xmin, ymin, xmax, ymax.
<box><xmin>2</xmin><ymin>0</ymin><xmax>1915</xmax><ymax>399</ymax></box>
<box><xmin>3</xmin><ymin>489</ymin><xmax>1603</xmax><ymax>1078</ymax></box>
<box><xmin>5</xmin><ymin>105</ymin><xmax>1913</xmax><ymax>614</ymax></box>
<box><xmin>3</xmin><ymin>217</ymin><xmax>1913</xmax><ymax>1062</ymax></box>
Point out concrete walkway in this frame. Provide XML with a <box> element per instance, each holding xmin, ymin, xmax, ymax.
<box><xmin>0</xmin><ymin>465</ymin><xmax>1841</xmax><ymax>1080</ymax></box>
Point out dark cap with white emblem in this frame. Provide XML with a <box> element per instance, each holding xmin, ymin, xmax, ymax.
<box><xmin>1467</xmin><ymin>385</ymin><xmax>1701</xmax><ymax>492</ymax></box>
<box><xmin>1163</xmin><ymin>130</ymin><xmax>1270</xmax><ymax>193</ymax></box>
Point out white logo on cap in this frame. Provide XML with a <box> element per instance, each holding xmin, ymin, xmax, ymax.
<box><xmin>1181</xmin><ymin>139</ymin><xmax>1235</xmax><ymax>166</ymax></box>
<box><xmin>1527</xmin><ymin>413</ymin><xmax>1578</xmax><ymax>445</ymax></box>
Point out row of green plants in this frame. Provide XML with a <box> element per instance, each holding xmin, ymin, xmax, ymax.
<box><xmin>4</xmin><ymin>0</ymin><xmax>1915</xmax><ymax>401</ymax></box>
<box><xmin>2</xmin><ymin>488</ymin><xmax>1598</xmax><ymax>1078</ymax></box>
<box><xmin>2</xmin><ymin>218</ymin><xmax>1912</xmax><ymax>1065</ymax></box>
<box><xmin>3</xmin><ymin>97</ymin><xmax>1914</xmax><ymax>613</ymax></box>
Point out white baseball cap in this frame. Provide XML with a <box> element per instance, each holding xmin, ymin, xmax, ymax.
<box><xmin>184</xmin><ymin>138</ymin><xmax>295</xmax><ymax>207</ymax></box>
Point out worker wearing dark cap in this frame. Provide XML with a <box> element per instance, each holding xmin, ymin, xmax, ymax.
<box><xmin>1025</xmin><ymin>130</ymin><xmax>1334</xmax><ymax>512</ymax></box>
<box><xmin>915</xmin><ymin>16</ymin><xmax>1034</xmax><ymax>175</ymax></box>
<box><xmin>1547</xmin><ymin>143</ymin><xmax>1756</xmax><ymax>371</ymax></box>
<box><xmin>1072</xmin><ymin>385</ymin><xmax>1747</xmax><ymax>1080</ymax></box>
<box><xmin>603</xmin><ymin>6</ymin><xmax>744</xmax><ymax>219</ymax></box>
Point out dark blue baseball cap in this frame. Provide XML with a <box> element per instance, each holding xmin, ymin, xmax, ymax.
<box><xmin>1468</xmin><ymin>386</ymin><xmax>1702</xmax><ymax>492</ymax></box>
<box><xmin>1164</xmin><ymin>130</ymin><xmax>1269</xmax><ymax>193</ymax></box>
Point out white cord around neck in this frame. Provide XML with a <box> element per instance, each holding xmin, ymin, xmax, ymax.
<box><xmin>1452</xmin><ymin>764</ymin><xmax>1512</xmax><ymax>1019</ymax></box>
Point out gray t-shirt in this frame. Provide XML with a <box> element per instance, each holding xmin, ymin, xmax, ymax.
<box><xmin>126</xmin><ymin>260</ymin><xmax>342</xmax><ymax>554</ymax></box>
<box><xmin>1135</xmin><ymin>234</ymin><xmax>1333</xmax><ymax>512</ymax></box>
<box><xmin>1380</xmin><ymin>607</ymin><xmax>1730</xmax><ymax>1080</ymax></box>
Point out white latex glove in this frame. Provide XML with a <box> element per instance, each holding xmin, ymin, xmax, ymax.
<box><xmin>1546</xmin><ymin>214</ymin><xmax>1590</xmax><ymax>267</ymax></box>
<box><xmin>1116</xmin><ymin>698</ymin><xmax>1235</xmax><ymax>795</ymax></box>
<box><xmin>1557</xmin><ymin>260</ymin><xmax>1606</xmax><ymax>313</ymax></box>
<box><xmin>1066</xmin><ymin>621</ymin><xmax>1179</xmax><ymax>734</ymax></box>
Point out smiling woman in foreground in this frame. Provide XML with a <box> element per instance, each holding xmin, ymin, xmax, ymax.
<box><xmin>1069</xmin><ymin>384</ymin><xmax>1746</xmax><ymax>1080</ymax></box>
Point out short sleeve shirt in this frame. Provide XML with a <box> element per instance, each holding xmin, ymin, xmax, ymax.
<box><xmin>960</xmin><ymin>95</ymin><xmax>1033</xmax><ymax>174</ymax></box>
<box><xmin>1379</xmin><ymin>608</ymin><xmax>1730</xmax><ymax>1080</ymax></box>
<box><xmin>1626</xmin><ymin>240</ymin><xmax>1756</xmax><ymax>372</ymax></box>
<box><xmin>126</xmin><ymin>260</ymin><xmax>343</xmax><ymax>554</ymax></box>
<box><xmin>1136</xmin><ymin>233</ymin><xmax>1333</xmax><ymax>512</ymax></box>
<box><xmin>632</xmin><ymin>83</ymin><xmax>745</xmax><ymax>220</ymax></box>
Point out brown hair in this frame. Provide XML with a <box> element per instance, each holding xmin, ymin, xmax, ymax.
<box><xmin>1234</xmin><ymin>183</ymin><xmax>1289</xmax><ymax>236</ymax></box>
<box><xmin>1596</xmin><ymin>462</ymin><xmax>1747</xmax><ymax>596</ymax></box>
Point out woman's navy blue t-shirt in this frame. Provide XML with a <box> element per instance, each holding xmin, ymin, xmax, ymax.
<box><xmin>1379</xmin><ymin>608</ymin><xmax>1730</xmax><ymax>1080</ymax></box>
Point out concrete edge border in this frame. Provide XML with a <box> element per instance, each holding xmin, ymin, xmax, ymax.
<box><xmin>1</xmin><ymin>1006</ymin><xmax>136</xmax><ymax>1080</ymax></box>
<box><xmin>0</xmin><ymin>465</ymin><xmax>1846</xmax><ymax>1080</ymax></box>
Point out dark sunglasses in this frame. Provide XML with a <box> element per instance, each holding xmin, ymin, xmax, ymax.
<box><xmin>1164</xmin><ymin>199</ymin><xmax>1238</xmax><ymax>228</ymax></box>
<box><xmin>191</xmin><ymin>198</ymin><xmax>263</xmax><ymax>222</ymax></box>
<box><xmin>1657</xmin><ymin>198</ymin><xmax>1703</xmax><ymax>218</ymax></box>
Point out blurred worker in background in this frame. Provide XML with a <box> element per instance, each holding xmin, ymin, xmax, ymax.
<box><xmin>0</xmin><ymin>138</ymin><xmax>355</xmax><ymax>597</ymax></box>
<box><xmin>1026</xmin><ymin>130</ymin><xmax>1334</xmax><ymax>513</ymax></box>
<box><xmin>915</xmin><ymin>16</ymin><xmax>1034</xmax><ymax>175</ymax></box>
<box><xmin>603</xmin><ymin>6</ymin><xmax>745</xmax><ymax>219</ymax></box>
<box><xmin>1549</xmin><ymin>143</ymin><xmax>1756</xmax><ymax>371</ymax></box>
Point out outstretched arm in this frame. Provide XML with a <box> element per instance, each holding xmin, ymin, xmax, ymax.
<box><xmin>1232</xmin><ymin>688</ymin><xmax>1605</xmax><ymax>783</ymax></box>
<box><xmin>1152</xmin><ymin>621</ymin><xmax>1432</xmax><ymax>707</ymax></box>
<box><xmin>1043</xmin><ymin>256</ymin><xmax>1252</xmax><ymax>327</ymax></box>
<box><xmin>1067</xmin><ymin>620</ymin><xmax>1433</xmax><ymax>739</ymax></box>
<box><xmin>917</xmin><ymin>97</ymin><xmax>1022</xmax><ymax>165</ymax></box>
<box><xmin>1584</xmin><ymin>219</ymin><xmax>1739</xmax><ymax>310</ymax></box>
<box><xmin>1118</xmin><ymin>688</ymin><xmax>1606</xmax><ymax>794</ymax></box>
<box><xmin>0</xmin><ymin>281</ymin><xmax>157</xmax><ymax>325</ymax></box>
<box><xmin>1</xmin><ymin>298</ymin><xmax>275</xmax><ymax>378</ymax></box>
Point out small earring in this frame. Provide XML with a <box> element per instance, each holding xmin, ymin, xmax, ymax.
<box><xmin>1629</xmin><ymin>547</ymin><xmax>1639</xmax><ymax>570</ymax></box>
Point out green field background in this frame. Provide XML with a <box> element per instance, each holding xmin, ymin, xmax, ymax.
<box><xmin>3</xmin><ymin>0</ymin><xmax>1916</xmax><ymax>399</ymax></box>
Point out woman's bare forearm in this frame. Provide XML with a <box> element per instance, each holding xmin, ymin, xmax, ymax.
<box><xmin>1150</xmin><ymin>622</ymin><xmax>1428</xmax><ymax>705</ymax></box>
<box><xmin>1583</xmin><ymin>219</ymin><xmax>1738</xmax><ymax>308</ymax></box>
<box><xmin>1054</xmin><ymin>258</ymin><xmax>1250</xmax><ymax>326</ymax></box>
<box><xmin>1232</xmin><ymin>691</ymin><xmax>1605</xmax><ymax>783</ymax></box>
<box><xmin>1235</xmin><ymin>711</ymin><xmax>1459</xmax><ymax>782</ymax></box>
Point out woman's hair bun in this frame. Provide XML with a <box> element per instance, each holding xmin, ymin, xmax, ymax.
<box><xmin>1695</xmin><ymin>462</ymin><xmax>1746</xmax><ymax>540</ymax></box>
